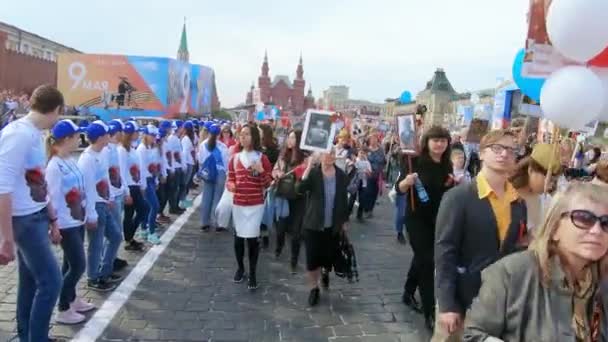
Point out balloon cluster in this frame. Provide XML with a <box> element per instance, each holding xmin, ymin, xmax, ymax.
<box><xmin>514</xmin><ymin>0</ymin><xmax>608</xmax><ymax>130</ymax></box>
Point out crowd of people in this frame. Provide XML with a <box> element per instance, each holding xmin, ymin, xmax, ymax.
<box><xmin>1</xmin><ymin>84</ymin><xmax>608</xmax><ymax>341</ymax></box>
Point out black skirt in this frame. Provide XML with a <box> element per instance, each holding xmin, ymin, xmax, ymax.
<box><xmin>304</xmin><ymin>228</ymin><xmax>338</xmax><ymax>271</ymax></box>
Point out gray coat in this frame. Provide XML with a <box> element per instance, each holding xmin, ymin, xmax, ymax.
<box><xmin>463</xmin><ymin>250</ymin><xmax>608</xmax><ymax>342</ymax></box>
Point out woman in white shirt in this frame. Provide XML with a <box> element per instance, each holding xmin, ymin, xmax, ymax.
<box><xmin>45</xmin><ymin>120</ymin><xmax>95</xmax><ymax>325</ymax></box>
<box><xmin>180</xmin><ymin>121</ymin><xmax>196</xmax><ymax>208</ymax></box>
<box><xmin>137</xmin><ymin>125</ymin><xmax>162</xmax><ymax>245</ymax></box>
<box><xmin>118</xmin><ymin>121</ymin><xmax>148</xmax><ymax>251</ymax></box>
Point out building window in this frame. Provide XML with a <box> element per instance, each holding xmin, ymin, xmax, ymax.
<box><xmin>21</xmin><ymin>43</ymin><xmax>29</xmax><ymax>54</ymax></box>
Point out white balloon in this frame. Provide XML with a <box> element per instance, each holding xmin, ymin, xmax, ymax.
<box><xmin>540</xmin><ymin>66</ymin><xmax>604</xmax><ymax>130</ymax></box>
<box><xmin>591</xmin><ymin>67</ymin><xmax>608</xmax><ymax>121</ymax></box>
<box><xmin>546</xmin><ymin>0</ymin><xmax>608</xmax><ymax>63</ymax></box>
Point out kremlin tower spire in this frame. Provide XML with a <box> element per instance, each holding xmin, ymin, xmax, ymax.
<box><xmin>261</xmin><ymin>50</ymin><xmax>269</xmax><ymax>76</ymax></box>
<box><xmin>296</xmin><ymin>52</ymin><xmax>303</xmax><ymax>80</ymax></box>
<box><xmin>177</xmin><ymin>17</ymin><xmax>189</xmax><ymax>62</ymax></box>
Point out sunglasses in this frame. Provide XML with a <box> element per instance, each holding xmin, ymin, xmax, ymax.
<box><xmin>561</xmin><ymin>210</ymin><xmax>608</xmax><ymax>233</ymax></box>
<box><xmin>485</xmin><ymin>144</ymin><xmax>518</xmax><ymax>156</ymax></box>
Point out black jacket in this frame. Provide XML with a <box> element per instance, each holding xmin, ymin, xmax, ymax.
<box><xmin>434</xmin><ymin>180</ymin><xmax>528</xmax><ymax>314</ymax></box>
<box><xmin>297</xmin><ymin>165</ymin><xmax>349</xmax><ymax>234</ymax></box>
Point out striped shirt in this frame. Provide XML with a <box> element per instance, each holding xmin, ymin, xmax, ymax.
<box><xmin>227</xmin><ymin>152</ymin><xmax>272</xmax><ymax>206</ymax></box>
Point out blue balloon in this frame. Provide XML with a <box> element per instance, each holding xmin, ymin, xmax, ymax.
<box><xmin>512</xmin><ymin>49</ymin><xmax>545</xmax><ymax>103</ymax></box>
<box><xmin>256</xmin><ymin>111</ymin><xmax>265</xmax><ymax>121</ymax></box>
<box><xmin>399</xmin><ymin>91</ymin><xmax>412</xmax><ymax>104</ymax></box>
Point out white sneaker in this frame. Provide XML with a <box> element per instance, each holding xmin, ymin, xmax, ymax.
<box><xmin>71</xmin><ymin>297</ymin><xmax>96</xmax><ymax>313</ymax></box>
<box><xmin>55</xmin><ymin>308</ymin><xmax>86</xmax><ymax>325</ymax></box>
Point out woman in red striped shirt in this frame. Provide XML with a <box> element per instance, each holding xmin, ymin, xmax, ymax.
<box><xmin>226</xmin><ymin>123</ymin><xmax>273</xmax><ymax>290</ymax></box>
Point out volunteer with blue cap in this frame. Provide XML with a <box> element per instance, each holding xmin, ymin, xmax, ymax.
<box><xmin>167</xmin><ymin>120</ymin><xmax>186</xmax><ymax>213</ymax></box>
<box><xmin>181</xmin><ymin>120</ymin><xmax>196</xmax><ymax>206</ymax></box>
<box><xmin>105</xmin><ymin>120</ymin><xmax>129</xmax><ymax>272</ymax></box>
<box><xmin>118</xmin><ymin>121</ymin><xmax>148</xmax><ymax>251</ymax></box>
<box><xmin>156</xmin><ymin>127</ymin><xmax>172</xmax><ymax>223</ymax></box>
<box><xmin>136</xmin><ymin>125</ymin><xmax>162</xmax><ymax>245</ymax></box>
<box><xmin>45</xmin><ymin>120</ymin><xmax>95</xmax><ymax>324</ymax></box>
<box><xmin>198</xmin><ymin>124</ymin><xmax>229</xmax><ymax>232</ymax></box>
<box><xmin>78</xmin><ymin>120</ymin><xmax>123</xmax><ymax>292</ymax></box>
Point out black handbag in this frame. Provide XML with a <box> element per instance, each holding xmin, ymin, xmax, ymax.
<box><xmin>276</xmin><ymin>163</ymin><xmax>298</xmax><ymax>199</ymax></box>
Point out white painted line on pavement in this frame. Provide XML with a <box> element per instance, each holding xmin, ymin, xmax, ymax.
<box><xmin>71</xmin><ymin>195</ymin><xmax>202</xmax><ymax>342</ymax></box>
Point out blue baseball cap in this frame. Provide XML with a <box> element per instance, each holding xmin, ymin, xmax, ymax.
<box><xmin>124</xmin><ymin>121</ymin><xmax>142</xmax><ymax>134</ymax></box>
<box><xmin>158</xmin><ymin>127</ymin><xmax>169</xmax><ymax>138</ymax></box>
<box><xmin>184</xmin><ymin>120</ymin><xmax>194</xmax><ymax>130</ymax></box>
<box><xmin>204</xmin><ymin>121</ymin><xmax>214</xmax><ymax>130</ymax></box>
<box><xmin>142</xmin><ymin>124</ymin><xmax>159</xmax><ymax>136</ymax></box>
<box><xmin>51</xmin><ymin>119</ymin><xmax>85</xmax><ymax>139</ymax></box>
<box><xmin>108</xmin><ymin>119</ymin><xmax>124</xmax><ymax>135</ymax></box>
<box><xmin>172</xmin><ymin>120</ymin><xmax>184</xmax><ymax>129</ymax></box>
<box><xmin>160</xmin><ymin>120</ymin><xmax>172</xmax><ymax>130</ymax></box>
<box><xmin>78</xmin><ymin>120</ymin><xmax>90</xmax><ymax>128</ymax></box>
<box><xmin>192</xmin><ymin>119</ymin><xmax>200</xmax><ymax>127</ymax></box>
<box><xmin>86</xmin><ymin>120</ymin><xmax>110</xmax><ymax>141</ymax></box>
<box><xmin>208</xmin><ymin>124</ymin><xmax>221</xmax><ymax>136</ymax></box>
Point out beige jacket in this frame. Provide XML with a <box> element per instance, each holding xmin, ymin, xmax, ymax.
<box><xmin>463</xmin><ymin>250</ymin><xmax>608</xmax><ymax>342</ymax></box>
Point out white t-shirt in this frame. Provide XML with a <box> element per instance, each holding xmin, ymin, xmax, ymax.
<box><xmin>167</xmin><ymin>134</ymin><xmax>183</xmax><ymax>169</ymax></box>
<box><xmin>78</xmin><ymin>147</ymin><xmax>111</xmax><ymax>222</ymax></box>
<box><xmin>104</xmin><ymin>143</ymin><xmax>127</xmax><ymax>199</ymax></box>
<box><xmin>160</xmin><ymin>142</ymin><xmax>172</xmax><ymax>174</ymax></box>
<box><xmin>136</xmin><ymin>143</ymin><xmax>163</xmax><ymax>186</ymax></box>
<box><xmin>198</xmin><ymin>140</ymin><xmax>229</xmax><ymax>172</ymax></box>
<box><xmin>118</xmin><ymin>145</ymin><xmax>143</xmax><ymax>188</ymax></box>
<box><xmin>181</xmin><ymin>135</ymin><xmax>195</xmax><ymax>166</ymax></box>
<box><xmin>0</xmin><ymin>118</ymin><xmax>49</xmax><ymax>216</ymax></box>
<box><xmin>46</xmin><ymin>156</ymin><xmax>86</xmax><ymax>229</ymax></box>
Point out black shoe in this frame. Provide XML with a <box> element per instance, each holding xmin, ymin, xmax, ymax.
<box><xmin>104</xmin><ymin>273</ymin><xmax>124</xmax><ymax>284</ymax></box>
<box><xmin>321</xmin><ymin>271</ymin><xmax>330</xmax><ymax>290</ymax></box>
<box><xmin>215</xmin><ymin>227</ymin><xmax>227</xmax><ymax>232</ymax></box>
<box><xmin>397</xmin><ymin>232</ymin><xmax>406</xmax><ymax>245</ymax></box>
<box><xmin>201</xmin><ymin>225</ymin><xmax>210</xmax><ymax>232</ymax></box>
<box><xmin>262</xmin><ymin>236</ymin><xmax>269</xmax><ymax>250</ymax></box>
<box><xmin>402</xmin><ymin>292</ymin><xmax>423</xmax><ymax>313</ymax></box>
<box><xmin>290</xmin><ymin>263</ymin><xmax>297</xmax><ymax>275</ymax></box>
<box><xmin>233</xmin><ymin>269</ymin><xmax>245</xmax><ymax>283</ymax></box>
<box><xmin>124</xmin><ymin>241</ymin><xmax>144</xmax><ymax>251</ymax></box>
<box><xmin>248</xmin><ymin>274</ymin><xmax>258</xmax><ymax>290</ymax></box>
<box><xmin>169</xmin><ymin>208</ymin><xmax>185</xmax><ymax>215</ymax></box>
<box><xmin>308</xmin><ymin>287</ymin><xmax>320</xmax><ymax>306</ymax></box>
<box><xmin>424</xmin><ymin>314</ymin><xmax>435</xmax><ymax>332</ymax></box>
<box><xmin>113</xmin><ymin>258</ymin><xmax>128</xmax><ymax>272</ymax></box>
<box><xmin>87</xmin><ymin>279</ymin><xmax>116</xmax><ymax>292</ymax></box>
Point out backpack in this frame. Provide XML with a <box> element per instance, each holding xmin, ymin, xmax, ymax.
<box><xmin>200</xmin><ymin>145</ymin><xmax>220</xmax><ymax>183</ymax></box>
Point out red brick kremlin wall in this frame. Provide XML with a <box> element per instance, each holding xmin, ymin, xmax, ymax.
<box><xmin>0</xmin><ymin>32</ymin><xmax>57</xmax><ymax>94</ymax></box>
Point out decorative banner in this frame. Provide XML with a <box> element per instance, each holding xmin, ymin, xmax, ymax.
<box><xmin>57</xmin><ymin>54</ymin><xmax>215</xmax><ymax>120</ymax></box>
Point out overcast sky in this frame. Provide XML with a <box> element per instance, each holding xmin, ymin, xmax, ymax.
<box><xmin>2</xmin><ymin>0</ymin><xmax>528</xmax><ymax>107</ymax></box>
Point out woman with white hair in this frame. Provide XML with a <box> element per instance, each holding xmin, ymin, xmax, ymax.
<box><xmin>464</xmin><ymin>182</ymin><xmax>608</xmax><ymax>341</ymax></box>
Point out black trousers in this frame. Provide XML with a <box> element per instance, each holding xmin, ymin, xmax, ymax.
<box><xmin>275</xmin><ymin>197</ymin><xmax>306</xmax><ymax>266</ymax></box>
<box><xmin>234</xmin><ymin>236</ymin><xmax>260</xmax><ymax>275</ymax></box>
<box><xmin>404</xmin><ymin>215</ymin><xmax>435</xmax><ymax>318</ymax></box>
<box><xmin>158</xmin><ymin>172</ymin><xmax>174</xmax><ymax>214</ymax></box>
<box><xmin>123</xmin><ymin>185</ymin><xmax>148</xmax><ymax>242</ymax></box>
<box><xmin>169</xmin><ymin>168</ymin><xmax>183</xmax><ymax>211</ymax></box>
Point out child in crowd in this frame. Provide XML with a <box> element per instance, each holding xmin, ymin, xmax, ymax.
<box><xmin>355</xmin><ymin>149</ymin><xmax>372</xmax><ymax>188</ymax></box>
<box><xmin>451</xmin><ymin>148</ymin><xmax>471</xmax><ymax>185</ymax></box>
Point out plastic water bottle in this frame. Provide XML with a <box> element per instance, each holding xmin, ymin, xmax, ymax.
<box><xmin>414</xmin><ymin>178</ymin><xmax>429</xmax><ymax>203</ymax></box>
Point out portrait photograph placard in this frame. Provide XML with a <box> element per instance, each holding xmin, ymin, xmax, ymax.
<box><xmin>300</xmin><ymin>109</ymin><xmax>336</xmax><ymax>153</ymax></box>
<box><xmin>396</xmin><ymin>113</ymin><xmax>418</xmax><ymax>154</ymax></box>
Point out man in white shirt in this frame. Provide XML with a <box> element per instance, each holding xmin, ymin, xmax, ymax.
<box><xmin>167</xmin><ymin>120</ymin><xmax>185</xmax><ymax>214</ymax></box>
<box><xmin>0</xmin><ymin>85</ymin><xmax>63</xmax><ymax>342</ymax></box>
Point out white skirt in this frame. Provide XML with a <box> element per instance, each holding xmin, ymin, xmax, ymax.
<box><xmin>232</xmin><ymin>204</ymin><xmax>265</xmax><ymax>238</ymax></box>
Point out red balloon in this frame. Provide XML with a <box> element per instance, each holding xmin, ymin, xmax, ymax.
<box><xmin>589</xmin><ymin>46</ymin><xmax>608</xmax><ymax>67</ymax></box>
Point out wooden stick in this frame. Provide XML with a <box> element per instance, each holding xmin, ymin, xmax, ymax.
<box><xmin>407</xmin><ymin>155</ymin><xmax>416</xmax><ymax>211</ymax></box>
<box><xmin>543</xmin><ymin>124</ymin><xmax>560</xmax><ymax>193</ymax></box>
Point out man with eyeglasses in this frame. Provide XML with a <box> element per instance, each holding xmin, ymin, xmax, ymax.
<box><xmin>432</xmin><ymin>129</ymin><xmax>528</xmax><ymax>341</ymax></box>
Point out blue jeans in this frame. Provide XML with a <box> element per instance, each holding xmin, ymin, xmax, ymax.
<box><xmin>111</xmin><ymin>194</ymin><xmax>125</xmax><ymax>227</ymax></box>
<box><xmin>394</xmin><ymin>194</ymin><xmax>406</xmax><ymax>234</ymax></box>
<box><xmin>87</xmin><ymin>202</ymin><xmax>122</xmax><ymax>280</ymax></box>
<box><xmin>145</xmin><ymin>177</ymin><xmax>160</xmax><ymax>234</ymax></box>
<box><xmin>58</xmin><ymin>226</ymin><xmax>85</xmax><ymax>311</ymax></box>
<box><xmin>179</xmin><ymin>164</ymin><xmax>193</xmax><ymax>202</ymax></box>
<box><xmin>200</xmin><ymin>172</ymin><xmax>226</xmax><ymax>227</ymax></box>
<box><xmin>12</xmin><ymin>208</ymin><xmax>62</xmax><ymax>342</ymax></box>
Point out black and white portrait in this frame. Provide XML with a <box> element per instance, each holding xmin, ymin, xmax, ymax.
<box><xmin>397</xmin><ymin>114</ymin><xmax>417</xmax><ymax>153</ymax></box>
<box><xmin>300</xmin><ymin>110</ymin><xmax>336</xmax><ymax>152</ymax></box>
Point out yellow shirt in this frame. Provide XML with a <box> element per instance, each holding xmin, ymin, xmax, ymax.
<box><xmin>476</xmin><ymin>173</ymin><xmax>519</xmax><ymax>242</ymax></box>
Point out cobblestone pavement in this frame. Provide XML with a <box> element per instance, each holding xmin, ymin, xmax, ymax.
<box><xmin>0</xmin><ymin>194</ymin><xmax>429</xmax><ymax>342</ymax></box>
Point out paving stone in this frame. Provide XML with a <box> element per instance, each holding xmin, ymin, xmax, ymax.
<box><xmin>333</xmin><ymin>324</ymin><xmax>363</xmax><ymax>337</ymax></box>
